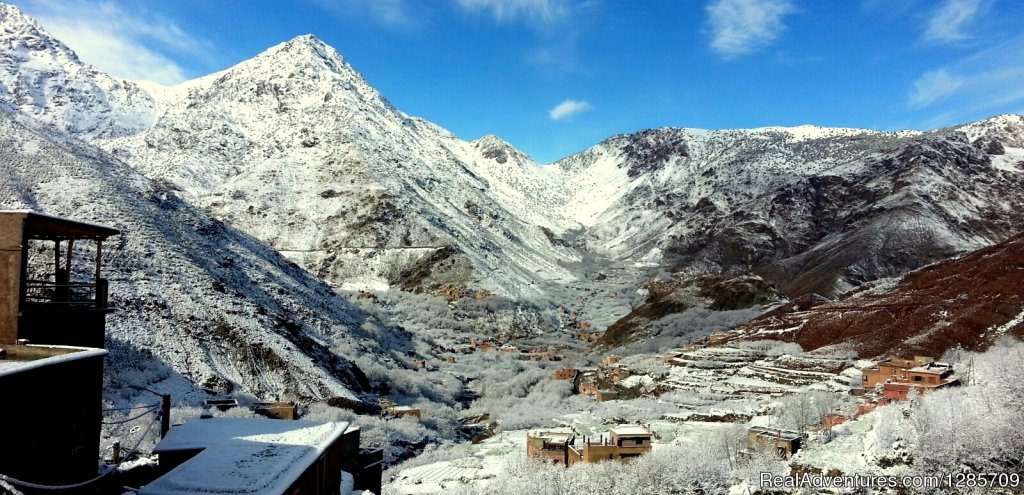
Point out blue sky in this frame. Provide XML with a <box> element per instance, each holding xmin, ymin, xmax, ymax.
<box><xmin>12</xmin><ymin>0</ymin><xmax>1024</xmax><ymax>163</ymax></box>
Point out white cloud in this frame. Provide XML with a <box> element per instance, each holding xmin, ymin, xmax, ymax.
<box><xmin>705</xmin><ymin>0</ymin><xmax>795</xmax><ymax>60</ymax></box>
<box><xmin>18</xmin><ymin>0</ymin><xmax>206</xmax><ymax>85</ymax></box>
<box><xmin>909</xmin><ymin>68</ymin><xmax>966</xmax><ymax>108</ymax></box>
<box><xmin>456</xmin><ymin>0</ymin><xmax>571</xmax><ymax>25</ymax></box>
<box><xmin>548</xmin><ymin>99</ymin><xmax>591</xmax><ymax>121</ymax></box>
<box><xmin>922</xmin><ymin>0</ymin><xmax>988</xmax><ymax>44</ymax></box>
<box><xmin>309</xmin><ymin>0</ymin><xmax>415</xmax><ymax>28</ymax></box>
<box><xmin>908</xmin><ymin>36</ymin><xmax>1024</xmax><ymax>124</ymax></box>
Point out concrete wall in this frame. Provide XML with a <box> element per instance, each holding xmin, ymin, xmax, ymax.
<box><xmin>0</xmin><ymin>213</ymin><xmax>24</xmax><ymax>346</ymax></box>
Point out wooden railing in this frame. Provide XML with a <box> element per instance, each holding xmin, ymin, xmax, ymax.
<box><xmin>22</xmin><ymin>278</ymin><xmax>109</xmax><ymax>309</ymax></box>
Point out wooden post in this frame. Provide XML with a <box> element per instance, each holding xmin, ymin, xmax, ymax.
<box><xmin>54</xmin><ymin>240</ymin><xmax>61</xmax><ymax>278</ymax></box>
<box><xmin>161</xmin><ymin>394</ymin><xmax>171</xmax><ymax>438</ymax></box>
<box><xmin>18</xmin><ymin>234</ymin><xmax>28</xmax><ymax>308</ymax></box>
<box><xmin>95</xmin><ymin>240</ymin><xmax>102</xmax><ymax>283</ymax></box>
<box><xmin>65</xmin><ymin>238</ymin><xmax>74</xmax><ymax>275</ymax></box>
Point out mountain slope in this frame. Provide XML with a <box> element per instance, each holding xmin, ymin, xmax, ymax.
<box><xmin>96</xmin><ymin>35</ymin><xmax>582</xmax><ymax>298</ymax></box>
<box><xmin>0</xmin><ymin>3</ymin><xmax>156</xmax><ymax>138</ymax></box>
<box><xmin>3</xmin><ymin>1</ymin><xmax>1023</xmax><ymax>322</ymax></box>
<box><xmin>0</xmin><ymin>107</ymin><xmax>396</xmax><ymax>403</ymax></box>
<box><xmin>553</xmin><ymin>117</ymin><xmax>1024</xmax><ymax>297</ymax></box>
<box><xmin>728</xmin><ymin>232</ymin><xmax>1024</xmax><ymax>358</ymax></box>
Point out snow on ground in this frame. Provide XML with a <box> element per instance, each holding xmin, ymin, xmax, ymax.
<box><xmin>387</xmin><ymin>430</ymin><xmax>527</xmax><ymax>494</ymax></box>
<box><xmin>791</xmin><ymin>415</ymin><xmax>875</xmax><ymax>474</ymax></box>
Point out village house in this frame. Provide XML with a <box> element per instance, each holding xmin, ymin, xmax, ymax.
<box><xmin>552</xmin><ymin>367</ymin><xmax>578</xmax><ymax>381</ymax></box>
<box><xmin>605</xmin><ymin>363</ymin><xmax>631</xmax><ymax>381</ymax></box>
<box><xmin>862</xmin><ymin>356</ymin><xmax>935</xmax><ymax>388</ymax></box>
<box><xmin>379</xmin><ymin>399</ymin><xmax>422</xmax><ymax>420</ymax></box>
<box><xmin>882</xmin><ymin>362</ymin><xmax>960</xmax><ymax>400</ymax></box>
<box><xmin>528</xmin><ymin>426</ymin><xmax>654</xmax><ymax>467</ymax></box>
<box><xmin>525</xmin><ymin>431</ymin><xmax>574</xmax><ymax>465</ymax></box>
<box><xmin>859</xmin><ymin>356</ymin><xmax>959</xmax><ymax>401</ymax></box>
<box><xmin>142</xmin><ymin>418</ymin><xmax>382</xmax><ymax>495</ymax></box>
<box><xmin>742</xmin><ymin>426</ymin><xmax>802</xmax><ymax>459</ymax></box>
<box><xmin>253</xmin><ymin>401</ymin><xmax>299</xmax><ymax>420</ymax></box>
<box><xmin>567</xmin><ymin>426</ymin><xmax>653</xmax><ymax>466</ymax></box>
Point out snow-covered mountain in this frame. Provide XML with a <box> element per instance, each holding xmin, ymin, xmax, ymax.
<box><xmin>552</xmin><ymin>118</ymin><xmax>1024</xmax><ymax>296</ymax></box>
<box><xmin>0</xmin><ymin>4</ymin><xmax>156</xmax><ymax>138</ymax></box>
<box><xmin>3</xmin><ymin>0</ymin><xmax>1023</xmax><ymax>314</ymax></box>
<box><xmin>0</xmin><ymin>105</ymin><xmax>405</xmax><ymax>403</ymax></box>
<box><xmin>92</xmin><ymin>35</ymin><xmax>582</xmax><ymax>298</ymax></box>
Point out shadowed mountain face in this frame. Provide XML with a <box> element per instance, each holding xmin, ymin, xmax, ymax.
<box><xmin>0</xmin><ymin>109</ymin><xmax>387</xmax><ymax>402</ymax></box>
<box><xmin>728</xmin><ymin>232</ymin><xmax>1024</xmax><ymax>359</ymax></box>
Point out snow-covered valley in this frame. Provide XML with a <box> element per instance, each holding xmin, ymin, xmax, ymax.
<box><xmin>2</xmin><ymin>2</ymin><xmax>1024</xmax><ymax>493</ymax></box>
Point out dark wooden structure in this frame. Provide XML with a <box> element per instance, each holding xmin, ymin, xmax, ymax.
<box><xmin>0</xmin><ymin>211</ymin><xmax>119</xmax><ymax>348</ymax></box>
<box><xmin>0</xmin><ymin>345</ymin><xmax>108</xmax><ymax>487</ymax></box>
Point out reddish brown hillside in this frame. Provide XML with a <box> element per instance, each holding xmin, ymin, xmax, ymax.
<box><xmin>731</xmin><ymin>233</ymin><xmax>1024</xmax><ymax>358</ymax></box>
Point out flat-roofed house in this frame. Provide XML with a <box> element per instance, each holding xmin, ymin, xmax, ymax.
<box><xmin>744</xmin><ymin>426</ymin><xmax>802</xmax><ymax>458</ymax></box>
<box><xmin>526</xmin><ymin>431</ymin><xmax>574</xmax><ymax>465</ymax></box>
<box><xmin>566</xmin><ymin>425</ymin><xmax>653</xmax><ymax>466</ymax></box>
<box><xmin>882</xmin><ymin>362</ymin><xmax>959</xmax><ymax>400</ymax></box>
<box><xmin>141</xmin><ymin>418</ymin><xmax>381</xmax><ymax>495</ymax></box>
<box><xmin>862</xmin><ymin>356</ymin><xmax>935</xmax><ymax>388</ymax></box>
<box><xmin>0</xmin><ymin>344</ymin><xmax>108</xmax><ymax>487</ymax></box>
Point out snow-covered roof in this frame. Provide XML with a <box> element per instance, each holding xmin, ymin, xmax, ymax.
<box><xmin>0</xmin><ymin>345</ymin><xmax>107</xmax><ymax>377</ymax></box>
<box><xmin>609</xmin><ymin>425</ymin><xmax>651</xmax><ymax>437</ymax></box>
<box><xmin>141</xmin><ymin>418</ymin><xmax>351</xmax><ymax>495</ymax></box>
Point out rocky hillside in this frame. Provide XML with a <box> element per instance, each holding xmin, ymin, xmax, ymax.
<box><xmin>728</xmin><ymin>232</ymin><xmax>1024</xmax><ymax>358</ymax></box>
<box><xmin>553</xmin><ymin>118</ymin><xmax>1024</xmax><ymax>297</ymax></box>
<box><xmin>596</xmin><ymin>274</ymin><xmax>783</xmax><ymax>349</ymax></box>
<box><xmin>0</xmin><ymin>108</ymin><xmax>398</xmax><ymax>404</ymax></box>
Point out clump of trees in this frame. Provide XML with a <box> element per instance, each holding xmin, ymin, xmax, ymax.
<box><xmin>867</xmin><ymin>339</ymin><xmax>1024</xmax><ymax>491</ymax></box>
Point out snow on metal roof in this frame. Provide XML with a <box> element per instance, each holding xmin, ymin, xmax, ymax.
<box><xmin>141</xmin><ymin>418</ymin><xmax>351</xmax><ymax>495</ymax></box>
<box><xmin>0</xmin><ymin>345</ymin><xmax>107</xmax><ymax>377</ymax></box>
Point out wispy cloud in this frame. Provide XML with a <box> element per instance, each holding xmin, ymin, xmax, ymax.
<box><xmin>18</xmin><ymin>0</ymin><xmax>208</xmax><ymax>85</ymax></box>
<box><xmin>908</xmin><ymin>36</ymin><xmax>1024</xmax><ymax>125</ymax></box>
<box><xmin>548</xmin><ymin>99</ymin><xmax>591</xmax><ymax>121</ymax></box>
<box><xmin>456</xmin><ymin>0</ymin><xmax>572</xmax><ymax>25</ymax></box>
<box><xmin>705</xmin><ymin>0</ymin><xmax>795</xmax><ymax>60</ymax></box>
<box><xmin>922</xmin><ymin>0</ymin><xmax>989</xmax><ymax>44</ymax></box>
<box><xmin>309</xmin><ymin>0</ymin><xmax>416</xmax><ymax>28</ymax></box>
<box><xmin>909</xmin><ymin>68</ymin><xmax>966</xmax><ymax>108</ymax></box>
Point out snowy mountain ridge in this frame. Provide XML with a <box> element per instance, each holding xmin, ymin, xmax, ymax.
<box><xmin>2</xmin><ymin>1</ymin><xmax>1023</xmax><ymax>303</ymax></box>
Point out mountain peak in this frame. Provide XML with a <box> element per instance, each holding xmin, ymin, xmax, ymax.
<box><xmin>256</xmin><ymin>33</ymin><xmax>350</xmax><ymax>70</ymax></box>
<box><xmin>1</xmin><ymin>2</ymin><xmax>82</xmax><ymax>67</ymax></box>
<box><xmin>471</xmin><ymin>134</ymin><xmax>533</xmax><ymax>165</ymax></box>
